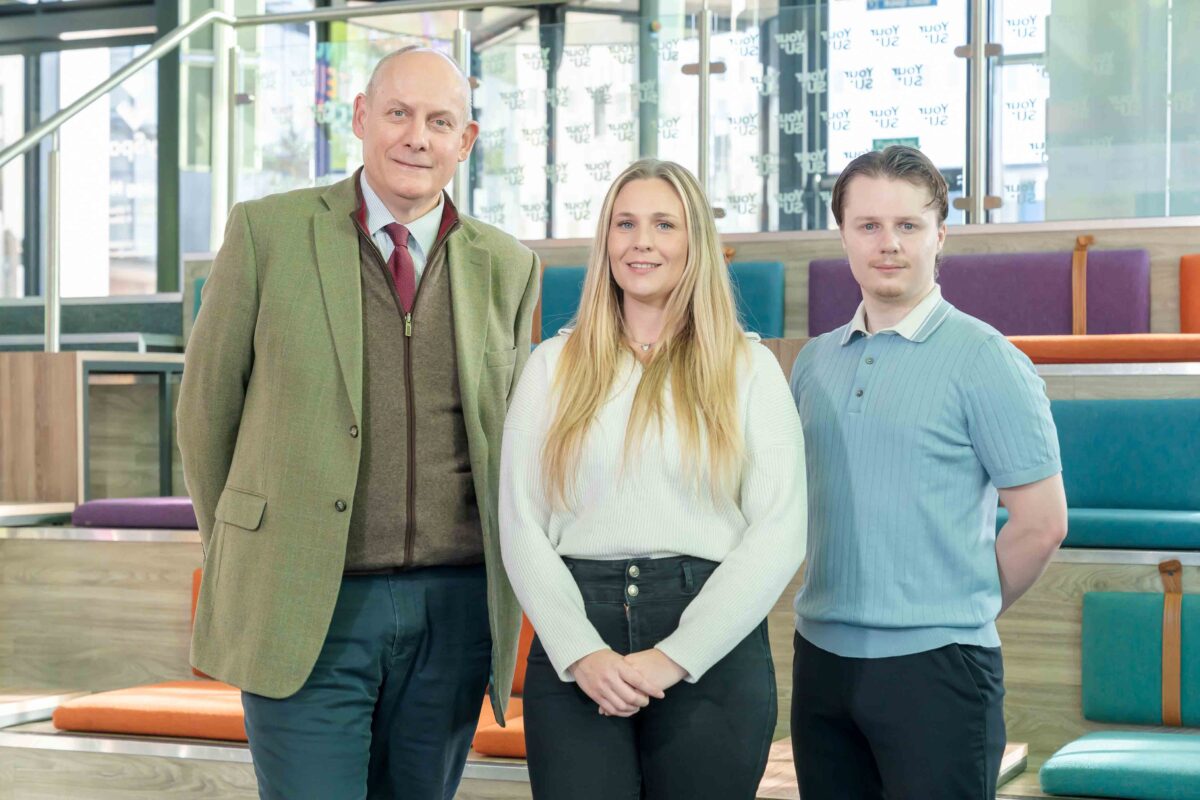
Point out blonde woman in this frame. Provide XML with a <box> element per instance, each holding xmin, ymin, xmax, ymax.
<box><xmin>499</xmin><ymin>159</ymin><xmax>807</xmax><ymax>799</ymax></box>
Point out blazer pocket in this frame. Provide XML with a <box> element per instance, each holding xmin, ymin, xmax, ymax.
<box><xmin>485</xmin><ymin>346</ymin><xmax>518</xmax><ymax>368</ymax></box>
<box><xmin>214</xmin><ymin>487</ymin><xmax>267</xmax><ymax>531</ymax></box>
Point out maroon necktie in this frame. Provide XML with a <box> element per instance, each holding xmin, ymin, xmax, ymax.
<box><xmin>383</xmin><ymin>222</ymin><xmax>415</xmax><ymax>313</ymax></box>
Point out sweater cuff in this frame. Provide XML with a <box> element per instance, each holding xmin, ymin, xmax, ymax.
<box><xmin>652</xmin><ymin>636</ymin><xmax>710</xmax><ymax>685</ymax></box>
<box><xmin>544</xmin><ymin>635</ymin><xmax>610</xmax><ymax>684</ymax></box>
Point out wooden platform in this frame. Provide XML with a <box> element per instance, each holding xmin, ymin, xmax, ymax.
<box><xmin>0</xmin><ymin>722</ymin><xmax>1032</xmax><ymax>800</ymax></box>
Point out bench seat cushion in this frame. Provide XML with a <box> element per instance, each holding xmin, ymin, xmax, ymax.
<box><xmin>473</xmin><ymin>697</ymin><xmax>525</xmax><ymax>758</ymax></box>
<box><xmin>52</xmin><ymin>681</ymin><xmax>246</xmax><ymax>741</ymax></box>
<box><xmin>1040</xmin><ymin>732</ymin><xmax>1200</xmax><ymax>800</ymax></box>
<box><xmin>996</xmin><ymin>508</ymin><xmax>1200</xmax><ymax>549</ymax></box>
<box><xmin>71</xmin><ymin>497</ymin><xmax>198</xmax><ymax>529</ymax></box>
<box><xmin>1009</xmin><ymin>333</ymin><xmax>1200</xmax><ymax>364</ymax></box>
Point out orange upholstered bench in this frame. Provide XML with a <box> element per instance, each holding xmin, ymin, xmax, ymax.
<box><xmin>51</xmin><ymin>681</ymin><xmax>246</xmax><ymax>741</ymax></box>
<box><xmin>52</xmin><ymin>568</ymin><xmax>247</xmax><ymax>742</ymax></box>
<box><xmin>472</xmin><ymin>616</ymin><xmax>535</xmax><ymax>758</ymax></box>
<box><xmin>1009</xmin><ymin>334</ymin><xmax>1200</xmax><ymax>364</ymax></box>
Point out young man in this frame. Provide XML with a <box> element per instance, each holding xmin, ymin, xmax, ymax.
<box><xmin>179</xmin><ymin>47</ymin><xmax>539</xmax><ymax>799</ymax></box>
<box><xmin>789</xmin><ymin>146</ymin><xmax>1067</xmax><ymax>800</ymax></box>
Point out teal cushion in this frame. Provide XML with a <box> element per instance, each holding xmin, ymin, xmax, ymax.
<box><xmin>541</xmin><ymin>267</ymin><xmax>588</xmax><ymax>341</ymax></box>
<box><xmin>1081</xmin><ymin>593</ymin><xmax>1200</xmax><ymax>726</ymax></box>
<box><xmin>728</xmin><ymin>261</ymin><xmax>785</xmax><ymax>338</ymax></box>
<box><xmin>1052</xmin><ymin>399</ymin><xmax>1200</xmax><ymax>511</ymax></box>
<box><xmin>539</xmin><ymin>262</ymin><xmax>786</xmax><ymax>342</ymax></box>
<box><xmin>996</xmin><ymin>508</ymin><xmax>1200</xmax><ymax>549</ymax></box>
<box><xmin>1040</xmin><ymin>732</ymin><xmax>1200</xmax><ymax>800</ymax></box>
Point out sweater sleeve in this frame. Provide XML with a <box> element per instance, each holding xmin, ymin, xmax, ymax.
<box><xmin>654</xmin><ymin>347</ymin><xmax>808</xmax><ymax>681</ymax></box>
<box><xmin>499</xmin><ymin>341</ymin><xmax>609</xmax><ymax>682</ymax></box>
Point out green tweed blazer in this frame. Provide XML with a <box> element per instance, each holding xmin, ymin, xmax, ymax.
<box><xmin>178</xmin><ymin>175</ymin><xmax>539</xmax><ymax>722</ymax></box>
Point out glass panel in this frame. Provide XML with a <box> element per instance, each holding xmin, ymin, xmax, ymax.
<box><xmin>711</xmin><ymin>0</ymin><xmax>969</xmax><ymax>233</ymax></box>
<box><xmin>992</xmin><ymin>0</ymin><xmax>1176</xmax><ymax>222</ymax></box>
<box><xmin>0</xmin><ymin>54</ymin><xmax>24</xmax><ymax>298</ymax></box>
<box><xmin>87</xmin><ymin>372</ymin><xmax>162</xmax><ymax>500</ymax></box>
<box><xmin>50</xmin><ymin>45</ymin><xmax>157</xmax><ymax>296</ymax></box>
<box><xmin>473</xmin><ymin>12</ymin><xmax>699</xmax><ymax>240</ymax></box>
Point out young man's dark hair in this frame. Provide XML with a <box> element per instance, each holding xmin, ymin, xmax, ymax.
<box><xmin>830</xmin><ymin>145</ymin><xmax>949</xmax><ymax>227</ymax></box>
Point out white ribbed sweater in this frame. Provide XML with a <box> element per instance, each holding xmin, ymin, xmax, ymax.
<box><xmin>499</xmin><ymin>334</ymin><xmax>807</xmax><ymax>683</ymax></box>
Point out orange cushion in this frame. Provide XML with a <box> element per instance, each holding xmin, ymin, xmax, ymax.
<box><xmin>190</xmin><ymin>568</ymin><xmax>212</xmax><ymax>680</ymax></box>
<box><xmin>1182</xmin><ymin>255</ymin><xmax>1200</xmax><ymax>334</ymax></box>
<box><xmin>1008</xmin><ymin>334</ymin><xmax>1200</xmax><ymax>363</ymax></box>
<box><xmin>511</xmin><ymin>616</ymin><xmax>535</xmax><ymax>696</ymax></box>
<box><xmin>52</xmin><ymin>681</ymin><xmax>247</xmax><ymax>742</ymax></box>
<box><xmin>473</xmin><ymin>715</ymin><xmax>527</xmax><ymax>758</ymax></box>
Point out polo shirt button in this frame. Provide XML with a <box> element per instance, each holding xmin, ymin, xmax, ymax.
<box><xmin>865</xmin><ymin>357</ymin><xmax>875</xmax><ymax>365</ymax></box>
<box><xmin>627</xmin><ymin>584</ymin><xmax>639</xmax><ymax>597</ymax></box>
<box><xmin>855</xmin><ymin>389</ymin><xmax>864</xmax><ymax>397</ymax></box>
<box><xmin>628</xmin><ymin>565</ymin><xmax>640</xmax><ymax>578</ymax></box>
<box><xmin>349</xmin><ymin>425</ymin><xmax>359</xmax><ymax>438</ymax></box>
<box><xmin>335</xmin><ymin>499</ymin><xmax>347</xmax><ymax>512</ymax></box>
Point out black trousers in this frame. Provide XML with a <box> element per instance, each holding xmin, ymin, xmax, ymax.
<box><xmin>523</xmin><ymin>556</ymin><xmax>777</xmax><ymax>800</ymax></box>
<box><xmin>791</xmin><ymin>631</ymin><xmax>1006</xmax><ymax>800</ymax></box>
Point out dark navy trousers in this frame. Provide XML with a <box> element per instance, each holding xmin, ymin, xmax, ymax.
<box><xmin>242</xmin><ymin>567</ymin><xmax>491</xmax><ymax>800</ymax></box>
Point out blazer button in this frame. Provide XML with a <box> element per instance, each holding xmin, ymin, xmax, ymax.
<box><xmin>349</xmin><ymin>425</ymin><xmax>359</xmax><ymax>438</ymax></box>
<box><xmin>335</xmin><ymin>499</ymin><xmax>347</xmax><ymax>512</ymax></box>
<box><xmin>855</xmin><ymin>389</ymin><xmax>864</xmax><ymax>397</ymax></box>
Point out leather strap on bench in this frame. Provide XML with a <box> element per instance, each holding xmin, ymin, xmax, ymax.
<box><xmin>1072</xmin><ymin>235</ymin><xmax>1095</xmax><ymax>336</ymax></box>
<box><xmin>1160</xmin><ymin>559</ymin><xmax>1183</xmax><ymax>727</ymax></box>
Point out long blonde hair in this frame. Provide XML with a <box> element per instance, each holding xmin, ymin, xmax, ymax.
<box><xmin>542</xmin><ymin>159</ymin><xmax>749</xmax><ymax>508</ymax></box>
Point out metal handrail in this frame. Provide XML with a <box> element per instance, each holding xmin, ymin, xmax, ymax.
<box><xmin>0</xmin><ymin>0</ymin><xmax>562</xmax><ymax>170</ymax></box>
<box><xmin>0</xmin><ymin>0</ymin><xmax>581</xmax><ymax>354</ymax></box>
<box><xmin>0</xmin><ymin>8</ymin><xmax>235</xmax><ymax>168</ymax></box>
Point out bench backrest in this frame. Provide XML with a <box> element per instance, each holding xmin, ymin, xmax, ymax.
<box><xmin>541</xmin><ymin>262</ymin><xmax>786</xmax><ymax>341</ymax></box>
<box><xmin>808</xmin><ymin>250</ymin><xmax>1150</xmax><ymax>337</ymax></box>
<box><xmin>1053</xmin><ymin>399</ymin><xmax>1200</xmax><ymax>511</ymax></box>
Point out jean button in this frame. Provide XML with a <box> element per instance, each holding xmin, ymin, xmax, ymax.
<box><xmin>628</xmin><ymin>565</ymin><xmax>640</xmax><ymax>578</ymax></box>
<box><xmin>626</xmin><ymin>584</ymin><xmax>639</xmax><ymax>598</ymax></box>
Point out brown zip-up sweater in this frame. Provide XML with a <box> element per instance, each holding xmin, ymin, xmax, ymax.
<box><xmin>344</xmin><ymin>198</ymin><xmax>484</xmax><ymax>571</ymax></box>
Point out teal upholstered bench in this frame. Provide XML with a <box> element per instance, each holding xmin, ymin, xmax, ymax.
<box><xmin>997</xmin><ymin>399</ymin><xmax>1200</xmax><ymax>549</ymax></box>
<box><xmin>1040</xmin><ymin>732</ymin><xmax>1200</xmax><ymax>800</ymax></box>
<box><xmin>1040</xmin><ymin>576</ymin><xmax>1200</xmax><ymax>799</ymax></box>
<box><xmin>539</xmin><ymin>262</ymin><xmax>786</xmax><ymax>341</ymax></box>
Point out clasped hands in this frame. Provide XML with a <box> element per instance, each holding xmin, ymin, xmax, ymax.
<box><xmin>568</xmin><ymin>648</ymin><xmax>687</xmax><ymax>717</ymax></box>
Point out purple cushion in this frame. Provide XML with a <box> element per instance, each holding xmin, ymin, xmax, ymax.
<box><xmin>807</xmin><ymin>250</ymin><xmax>1151</xmax><ymax>337</ymax></box>
<box><xmin>71</xmin><ymin>497</ymin><xmax>198</xmax><ymax>529</ymax></box>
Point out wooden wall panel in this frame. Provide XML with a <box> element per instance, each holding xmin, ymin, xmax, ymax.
<box><xmin>0</xmin><ymin>353</ymin><xmax>78</xmax><ymax>504</ymax></box>
<box><xmin>87</xmin><ymin>380</ymin><xmax>164</xmax><ymax>500</ymax></box>
<box><xmin>0</xmin><ymin>540</ymin><xmax>201</xmax><ymax>692</ymax></box>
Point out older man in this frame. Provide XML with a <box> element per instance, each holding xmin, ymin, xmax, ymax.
<box><xmin>178</xmin><ymin>47</ymin><xmax>539</xmax><ymax>799</ymax></box>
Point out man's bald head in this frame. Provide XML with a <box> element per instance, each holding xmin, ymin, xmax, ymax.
<box><xmin>365</xmin><ymin>46</ymin><xmax>472</xmax><ymax>123</ymax></box>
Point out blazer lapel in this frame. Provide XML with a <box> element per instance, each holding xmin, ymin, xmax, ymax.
<box><xmin>314</xmin><ymin>178</ymin><xmax>364</xmax><ymax>422</ymax></box>
<box><xmin>447</xmin><ymin>226</ymin><xmax>492</xmax><ymax>435</ymax></box>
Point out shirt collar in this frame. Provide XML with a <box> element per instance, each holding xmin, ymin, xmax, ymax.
<box><xmin>358</xmin><ymin>170</ymin><xmax>445</xmax><ymax>259</ymax></box>
<box><xmin>841</xmin><ymin>284</ymin><xmax>948</xmax><ymax>345</ymax></box>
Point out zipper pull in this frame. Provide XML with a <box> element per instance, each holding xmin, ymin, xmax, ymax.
<box><xmin>405</xmin><ymin>313</ymin><xmax>412</xmax><ymax>337</ymax></box>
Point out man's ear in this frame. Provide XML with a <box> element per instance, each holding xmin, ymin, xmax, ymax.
<box><xmin>459</xmin><ymin>120</ymin><xmax>480</xmax><ymax>161</ymax></box>
<box><xmin>351</xmin><ymin>93</ymin><xmax>368</xmax><ymax>140</ymax></box>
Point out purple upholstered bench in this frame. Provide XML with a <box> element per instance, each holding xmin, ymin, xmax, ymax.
<box><xmin>71</xmin><ymin>497</ymin><xmax>198</xmax><ymax>529</ymax></box>
<box><xmin>807</xmin><ymin>250</ymin><xmax>1150</xmax><ymax>337</ymax></box>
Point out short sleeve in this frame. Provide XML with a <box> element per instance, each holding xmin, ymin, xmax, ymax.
<box><xmin>961</xmin><ymin>336</ymin><xmax>1061</xmax><ymax>488</ymax></box>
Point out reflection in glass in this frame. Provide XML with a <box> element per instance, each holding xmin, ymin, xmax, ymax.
<box><xmin>0</xmin><ymin>55</ymin><xmax>24</xmax><ymax>298</ymax></box>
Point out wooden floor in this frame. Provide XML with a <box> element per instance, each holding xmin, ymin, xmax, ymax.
<box><xmin>0</xmin><ymin>726</ymin><xmax>1037</xmax><ymax>800</ymax></box>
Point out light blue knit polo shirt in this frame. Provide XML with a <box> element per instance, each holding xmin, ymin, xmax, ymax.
<box><xmin>790</xmin><ymin>291</ymin><xmax>1061</xmax><ymax>659</ymax></box>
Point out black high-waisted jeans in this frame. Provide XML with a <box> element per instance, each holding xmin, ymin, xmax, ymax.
<box><xmin>523</xmin><ymin>556</ymin><xmax>777</xmax><ymax>800</ymax></box>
